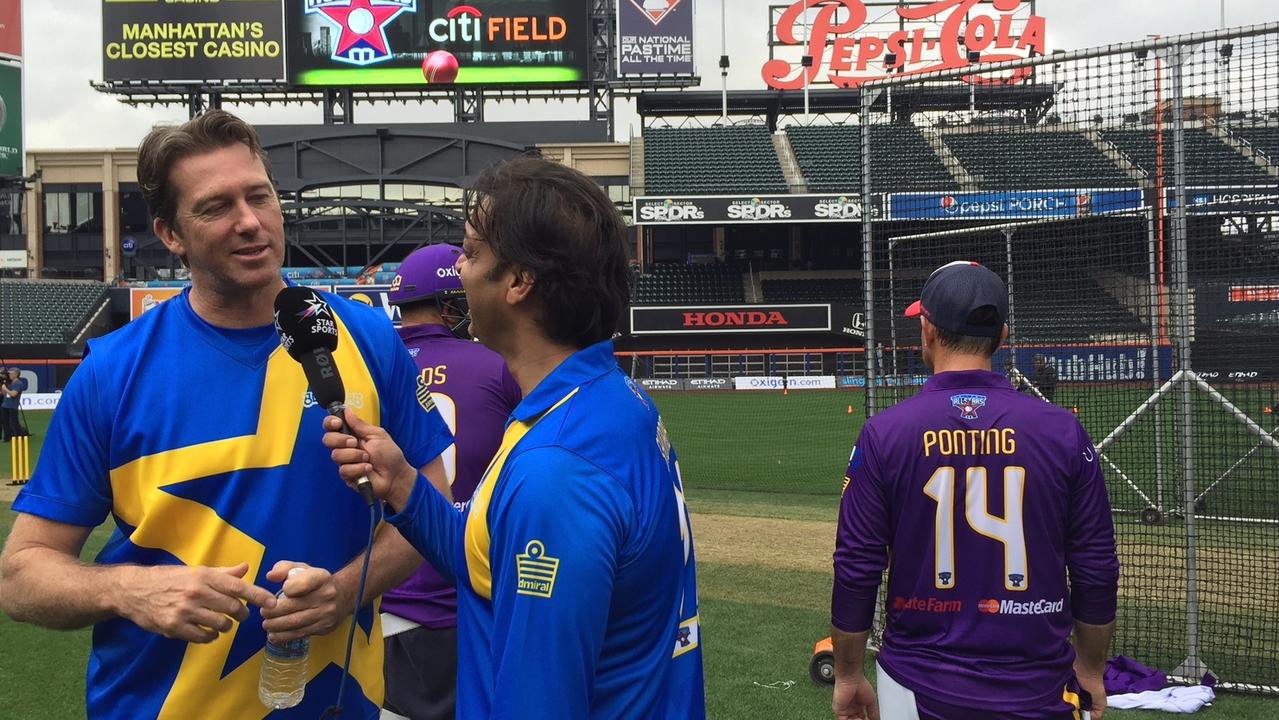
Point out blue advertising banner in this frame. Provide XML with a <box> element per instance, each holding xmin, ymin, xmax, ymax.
<box><xmin>996</xmin><ymin>345</ymin><xmax>1173</xmax><ymax>383</ymax></box>
<box><xmin>1165</xmin><ymin>186</ymin><xmax>1279</xmax><ymax>215</ymax></box>
<box><xmin>335</xmin><ymin>284</ymin><xmax>400</xmax><ymax>326</ymax></box>
<box><xmin>888</xmin><ymin>188</ymin><xmax>1143</xmax><ymax>221</ymax></box>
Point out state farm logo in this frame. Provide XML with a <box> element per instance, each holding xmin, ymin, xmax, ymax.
<box><xmin>683</xmin><ymin>310</ymin><xmax>789</xmax><ymax>328</ymax></box>
<box><xmin>893</xmin><ymin>596</ymin><xmax>963</xmax><ymax>613</ymax></box>
<box><xmin>629</xmin><ymin>0</ymin><xmax>683</xmax><ymax>25</ymax></box>
<box><xmin>727</xmin><ymin>197</ymin><xmax>792</xmax><ymax>221</ymax></box>
<box><xmin>638</xmin><ymin>200</ymin><xmax>705</xmax><ymax>222</ymax></box>
<box><xmin>978</xmin><ymin>598</ymin><xmax>1065</xmax><ymax>615</ymax></box>
<box><xmin>815</xmin><ymin>196</ymin><xmax>863</xmax><ymax>219</ymax></box>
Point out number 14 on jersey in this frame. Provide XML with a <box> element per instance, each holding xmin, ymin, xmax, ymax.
<box><xmin>922</xmin><ymin>466</ymin><xmax>1029</xmax><ymax>592</ymax></box>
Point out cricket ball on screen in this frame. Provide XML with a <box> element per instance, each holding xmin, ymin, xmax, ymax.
<box><xmin>422</xmin><ymin>51</ymin><xmax>459</xmax><ymax>84</ymax></box>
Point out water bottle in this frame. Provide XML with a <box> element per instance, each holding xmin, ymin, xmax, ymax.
<box><xmin>258</xmin><ymin>568</ymin><xmax>309</xmax><ymax>710</ymax></box>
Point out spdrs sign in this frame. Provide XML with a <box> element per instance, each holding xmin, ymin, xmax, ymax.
<box><xmin>102</xmin><ymin>0</ymin><xmax>285</xmax><ymax>82</ymax></box>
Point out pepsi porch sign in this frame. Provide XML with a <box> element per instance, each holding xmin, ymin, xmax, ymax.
<box><xmin>888</xmin><ymin>189</ymin><xmax>1143</xmax><ymax>221</ymax></box>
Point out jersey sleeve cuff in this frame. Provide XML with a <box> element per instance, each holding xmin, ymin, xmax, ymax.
<box><xmin>1071</xmin><ymin>584</ymin><xmax>1118</xmax><ymax>625</ymax></box>
<box><xmin>402</xmin><ymin>427</ymin><xmax>455</xmax><ymax>473</ymax></box>
<box><xmin>831</xmin><ymin>580</ymin><xmax>877</xmax><ymax>633</ymax></box>
<box><xmin>11</xmin><ymin>491</ymin><xmax>108</xmax><ymax>528</ymax></box>
<box><xmin>384</xmin><ymin>472</ymin><xmax>430</xmax><ymax>527</ymax></box>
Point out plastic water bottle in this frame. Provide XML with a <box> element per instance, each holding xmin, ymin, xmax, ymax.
<box><xmin>258</xmin><ymin>568</ymin><xmax>309</xmax><ymax>709</ymax></box>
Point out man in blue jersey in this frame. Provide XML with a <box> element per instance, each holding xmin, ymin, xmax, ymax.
<box><xmin>831</xmin><ymin>261</ymin><xmax>1119</xmax><ymax>720</ymax></box>
<box><xmin>0</xmin><ymin>111</ymin><xmax>453</xmax><ymax>719</ymax></box>
<box><xmin>381</xmin><ymin>243</ymin><xmax>521</xmax><ymax>720</ymax></box>
<box><xmin>323</xmin><ymin>155</ymin><xmax>706</xmax><ymax>719</ymax></box>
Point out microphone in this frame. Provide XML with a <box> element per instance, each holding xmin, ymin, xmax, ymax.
<box><xmin>273</xmin><ymin>286</ymin><xmax>375</xmax><ymax>505</ymax></box>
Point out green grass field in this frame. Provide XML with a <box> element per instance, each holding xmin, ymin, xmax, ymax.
<box><xmin>2</xmin><ymin>396</ymin><xmax>1278</xmax><ymax>717</ymax></box>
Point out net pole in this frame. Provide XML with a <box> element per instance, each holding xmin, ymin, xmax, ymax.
<box><xmin>1168</xmin><ymin>43</ymin><xmax>1209</xmax><ymax>682</ymax></box>
<box><xmin>888</xmin><ymin>240</ymin><xmax>900</xmax><ymax>387</ymax></box>
<box><xmin>1003</xmin><ymin>229</ymin><xmax>1018</xmax><ymax>366</ymax></box>
<box><xmin>1145</xmin><ymin>207</ymin><xmax>1168</xmax><ymax>512</ymax></box>
<box><xmin>861</xmin><ymin>88</ymin><xmax>878</xmax><ymax>414</ymax></box>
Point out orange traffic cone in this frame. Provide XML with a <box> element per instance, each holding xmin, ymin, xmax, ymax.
<box><xmin>1265</xmin><ymin>406</ymin><xmax>1274</xmax><ymax>415</ymax></box>
<box><xmin>783</xmin><ymin>388</ymin><xmax>789</xmax><ymax>396</ymax></box>
<box><xmin>847</xmin><ymin>405</ymin><xmax>854</xmax><ymax>414</ymax></box>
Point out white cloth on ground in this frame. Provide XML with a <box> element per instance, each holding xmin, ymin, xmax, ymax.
<box><xmin>1107</xmin><ymin>685</ymin><xmax>1215</xmax><ymax>713</ymax></box>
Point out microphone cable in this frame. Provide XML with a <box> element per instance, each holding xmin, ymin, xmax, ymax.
<box><xmin>321</xmin><ymin>407</ymin><xmax>379</xmax><ymax>720</ymax></box>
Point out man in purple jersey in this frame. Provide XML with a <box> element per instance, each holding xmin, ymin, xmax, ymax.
<box><xmin>831</xmin><ymin>261</ymin><xmax>1119</xmax><ymax>720</ymax></box>
<box><xmin>381</xmin><ymin>244</ymin><xmax>522</xmax><ymax>720</ymax></box>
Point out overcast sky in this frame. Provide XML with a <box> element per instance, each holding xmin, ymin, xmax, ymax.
<box><xmin>22</xmin><ymin>0</ymin><xmax>1279</xmax><ymax>150</ymax></box>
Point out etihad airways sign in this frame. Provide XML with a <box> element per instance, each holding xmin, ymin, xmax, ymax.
<box><xmin>630</xmin><ymin>304</ymin><xmax>832</xmax><ymax>335</ymax></box>
<box><xmin>763</xmin><ymin>0</ymin><xmax>1047</xmax><ymax>89</ymax></box>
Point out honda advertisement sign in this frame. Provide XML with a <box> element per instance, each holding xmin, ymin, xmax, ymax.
<box><xmin>634</xmin><ymin>194</ymin><xmax>882</xmax><ymax>225</ymax></box>
<box><xmin>630</xmin><ymin>304</ymin><xmax>831</xmax><ymax>335</ymax></box>
<box><xmin>888</xmin><ymin>189</ymin><xmax>1143</xmax><ymax>221</ymax></box>
<box><xmin>618</xmin><ymin>0</ymin><xmax>694</xmax><ymax>75</ymax></box>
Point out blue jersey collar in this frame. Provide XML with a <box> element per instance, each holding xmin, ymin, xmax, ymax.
<box><xmin>511</xmin><ymin>339</ymin><xmax>616</xmax><ymax>423</ymax></box>
<box><xmin>923</xmin><ymin>369</ymin><xmax>1013</xmax><ymax>392</ymax></box>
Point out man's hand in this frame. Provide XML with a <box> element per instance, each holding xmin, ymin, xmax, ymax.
<box><xmin>322</xmin><ymin>408</ymin><xmax>418</xmax><ymax>512</ymax></box>
<box><xmin>833</xmin><ymin>674</ymin><xmax>878</xmax><ymax>720</ymax></box>
<box><xmin>117</xmin><ymin>562</ymin><xmax>276</xmax><ymax>644</ymax></box>
<box><xmin>260</xmin><ymin>562</ymin><xmax>344</xmax><ymax>644</ymax></box>
<box><xmin>1075</xmin><ymin>664</ymin><xmax>1107</xmax><ymax>720</ymax></box>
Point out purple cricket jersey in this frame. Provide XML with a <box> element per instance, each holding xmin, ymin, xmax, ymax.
<box><xmin>381</xmin><ymin>323</ymin><xmax>522</xmax><ymax>628</ymax></box>
<box><xmin>833</xmin><ymin>370</ymin><xmax>1119</xmax><ymax>712</ymax></box>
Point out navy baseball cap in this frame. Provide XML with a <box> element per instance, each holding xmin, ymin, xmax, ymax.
<box><xmin>904</xmin><ymin>260</ymin><xmax>1009</xmax><ymax>338</ymax></box>
<box><xmin>388</xmin><ymin>244</ymin><xmax>465</xmax><ymax>306</ymax></box>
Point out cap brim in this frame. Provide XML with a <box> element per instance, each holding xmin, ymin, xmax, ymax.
<box><xmin>904</xmin><ymin>300</ymin><xmax>923</xmax><ymax>317</ymax></box>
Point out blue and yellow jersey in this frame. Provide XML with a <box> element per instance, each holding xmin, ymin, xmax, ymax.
<box><xmin>387</xmin><ymin>339</ymin><xmax>706</xmax><ymax>719</ymax></box>
<box><xmin>13</xmin><ymin>287</ymin><xmax>453</xmax><ymax>720</ymax></box>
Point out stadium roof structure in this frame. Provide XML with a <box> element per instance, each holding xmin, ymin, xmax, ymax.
<box><xmin>637</xmin><ymin>85</ymin><xmax>1059</xmax><ymax>128</ymax></box>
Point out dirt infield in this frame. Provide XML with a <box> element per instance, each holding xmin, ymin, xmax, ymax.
<box><xmin>692</xmin><ymin>512</ymin><xmax>835</xmax><ymax>574</ymax></box>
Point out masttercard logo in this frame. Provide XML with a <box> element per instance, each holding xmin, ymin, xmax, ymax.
<box><xmin>630</xmin><ymin>0</ymin><xmax>683</xmax><ymax>25</ymax></box>
<box><xmin>950</xmin><ymin>393</ymin><xmax>987</xmax><ymax>420</ymax></box>
<box><xmin>306</xmin><ymin>0</ymin><xmax>416</xmax><ymax>67</ymax></box>
<box><xmin>516</xmin><ymin>540</ymin><xmax>560</xmax><ymax>599</ymax></box>
<box><xmin>892</xmin><ymin>596</ymin><xmax>963</xmax><ymax>614</ymax></box>
<box><xmin>978</xmin><ymin>598</ymin><xmax>1064</xmax><ymax>616</ymax></box>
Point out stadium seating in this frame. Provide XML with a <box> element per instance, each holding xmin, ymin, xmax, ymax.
<box><xmin>0</xmin><ymin>280</ymin><xmax>109</xmax><ymax>344</ymax></box>
<box><xmin>785</xmin><ymin>123</ymin><xmax>959</xmax><ymax>193</ymax></box>
<box><xmin>1102</xmin><ymin>128</ymin><xmax>1272</xmax><ymax>186</ymax></box>
<box><xmin>942</xmin><ymin>131</ymin><xmax>1135</xmax><ymax>189</ymax></box>
<box><xmin>761</xmin><ymin>278</ymin><xmax>862</xmax><ymax>303</ymax></box>
<box><xmin>632</xmin><ymin>263</ymin><xmax>744</xmax><ymax>305</ymax></box>
<box><xmin>642</xmin><ymin>126</ymin><xmax>788</xmax><ymax>195</ymax></box>
<box><xmin>1232</xmin><ymin>125</ymin><xmax>1279</xmax><ymax>164</ymax></box>
<box><xmin>1011</xmin><ymin>272</ymin><xmax>1147</xmax><ymax>342</ymax></box>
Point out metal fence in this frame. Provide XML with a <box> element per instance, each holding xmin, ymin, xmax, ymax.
<box><xmin>860</xmin><ymin>23</ymin><xmax>1279</xmax><ymax>692</ymax></box>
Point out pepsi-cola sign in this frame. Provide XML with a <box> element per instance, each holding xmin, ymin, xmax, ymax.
<box><xmin>763</xmin><ymin>0</ymin><xmax>1047</xmax><ymax>90</ymax></box>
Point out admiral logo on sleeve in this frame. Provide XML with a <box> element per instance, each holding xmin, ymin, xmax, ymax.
<box><xmin>416</xmin><ymin>372</ymin><xmax>436</xmax><ymax>413</ymax></box>
<box><xmin>516</xmin><ymin>540</ymin><xmax>560</xmax><ymax>599</ymax></box>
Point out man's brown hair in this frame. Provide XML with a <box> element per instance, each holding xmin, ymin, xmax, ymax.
<box><xmin>137</xmin><ymin>110</ymin><xmax>274</xmax><ymax>231</ymax></box>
